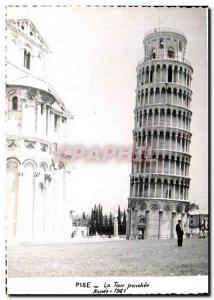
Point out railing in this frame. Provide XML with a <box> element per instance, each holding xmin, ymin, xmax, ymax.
<box><xmin>144</xmin><ymin>27</ymin><xmax>186</xmax><ymax>39</ymax></box>
<box><xmin>137</xmin><ymin>54</ymin><xmax>192</xmax><ymax>67</ymax></box>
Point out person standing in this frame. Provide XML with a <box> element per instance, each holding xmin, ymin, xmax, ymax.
<box><xmin>176</xmin><ymin>220</ymin><xmax>184</xmax><ymax>247</ymax></box>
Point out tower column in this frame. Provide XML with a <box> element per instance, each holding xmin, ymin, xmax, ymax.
<box><xmin>161</xmin><ymin>179</ymin><xmax>164</xmax><ymax>198</ymax></box>
<box><xmin>154</xmin><ymin>178</ymin><xmax>157</xmax><ymax>198</ymax></box>
<box><xmin>148</xmin><ymin>177</ymin><xmax>151</xmax><ymax>197</ymax></box>
<box><xmin>158</xmin><ymin>211</ymin><xmax>163</xmax><ymax>239</ymax></box>
<box><xmin>168</xmin><ymin>157</ymin><xmax>171</xmax><ymax>174</ymax></box>
<box><xmin>142</xmin><ymin>178</ymin><xmax>145</xmax><ymax>197</ymax></box>
<box><xmin>171</xmin><ymin>211</ymin><xmax>176</xmax><ymax>239</ymax></box>
<box><xmin>145</xmin><ymin>210</ymin><xmax>150</xmax><ymax>239</ymax></box>
<box><xmin>157</xmin><ymin>131</ymin><xmax>160</xmax><ymax>149</ymax></box>
<box><xmin>173</xmin><ymin>179</ymin><xmax>176</xmax><ymax>199</ymax></box>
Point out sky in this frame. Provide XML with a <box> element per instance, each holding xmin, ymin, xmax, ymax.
<box><xmin>6</xmin><ymin>6</ymin><xmax>208</xmax><ymax>215</ymax></box>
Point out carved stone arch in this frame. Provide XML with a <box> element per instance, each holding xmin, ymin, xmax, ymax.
<box><xmin>7</xmin><ymin>157</ymin><xmax>21</xmax><ymax>166</ymax></box>
<box><xmin>150</xmin><ymin>202</ymin><xmax>160</xmax><ymax>211</ymax></box>
<box><xmin>140</xmin><ymin>201</ymin><xmax>147</xmax><ymax>211</ymax></box>
<box><xmin>40</xmin><ymin>161</ymin><xmax>48</xmax><ymax>172</ymax></box>
<box><xmin>161</xmin><ymin>87</ymin><xmax>166</xmax><ymax>94</ymax></box>
<box><xmin>163</xmin><ymin>204</ymin><xmax>172</xmax><ymax>212</ymax></box>
<box><xmin>174</xmin><ymin>64</ymin><xmax>178</xmax><ymax>71</ymax></box>
<box><xmin>22</xmin><ymin>159</ymin><xmax>37</xmax><ymax>169</ymax></box>
<box><xmin>176</xmin><ymin>204</ymin><xmax>182</xmax><ymax>214</ymax></box>
<box><xmin>150</xmin><ymin>87</ymin><xmax>154</xmax><ymax>95</ymax></box>
<box><xmin>7</xmin><ymin>158</ymin><xmax>19</xmax><ymax>171</ymax></box>
<box><xmin>155</xmin><ymin>87</ymin><xmax>160</xmax><ymax>94</ymax></box>
<box><xmin>167</xmin><ymin>87</ymin><xmax>172</xmax><ymax>94</ymax></box>
<box><xmin>173</xmin><ymin>88</ymin><xmax>177</xmax><ymax>95</ymax></box>
<box><xmin>166</xmin><ymin>108</ymin><xmax>171</xmax><ymax>114</ymax></box>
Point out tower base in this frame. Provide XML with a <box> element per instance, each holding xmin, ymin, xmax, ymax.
<box><xmin>126</xmin><ymin>198</ymin><xmax>189</xmax><ymax>240</ymax></box>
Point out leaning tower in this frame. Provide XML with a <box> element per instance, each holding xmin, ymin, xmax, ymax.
<box><xmin>126</xmin><ymin>28</ymin><xmax>193</xmax><ymax>239</ymax></box>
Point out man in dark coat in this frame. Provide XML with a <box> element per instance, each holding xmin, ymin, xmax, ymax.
<box><xmin>176</xmin><ymin>220</ymin><xmax>184</xmax><ymax>247</ymax></box>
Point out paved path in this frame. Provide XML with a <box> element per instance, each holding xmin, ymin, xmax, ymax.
<box><xmin>7</xmin><ymin>238</ymin><xmax>208</xmax><ymax>277</ymax></box>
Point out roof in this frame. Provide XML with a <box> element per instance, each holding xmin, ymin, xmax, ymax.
<box><xmin>6</xmin><ymin>18</ymin><xmax>50</xmax><ymax>53</ymax></box>
<box><xmin>7</xmin><ymin>65</ymin><xmax>73</xmax><ymax>119</ymax></box>
<box><xmin>189</xmin><ymin>209</ymin><xmax>208</xmax><ymax>216</ymax></box>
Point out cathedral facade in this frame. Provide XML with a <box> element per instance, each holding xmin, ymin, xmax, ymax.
<box><xmin>126</xmin><ymin>28</ymin><xmax>193</xmax><ymax>239</ymax></box>
<box><xmin>6</xmin><ymin>19</ymin><xmax>72</xmax><ymax>243</ymax></box>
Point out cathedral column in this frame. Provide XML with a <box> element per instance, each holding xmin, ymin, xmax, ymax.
<box><xmin>21</xmin><ymin>98</ymin><xmax>27</xmax><ymax>136</ymax></box>
<box><xmin>16</xmin><ymin>168</ymin><xmax>25</xmax><ymax>238</ymax></box>
<box><xmin>148</xmin><ymin>177</ymin><xmax>151</xmax><ymax>197</ymax></box>
<box><xmin>32</xmin><ymin>169</ymin><xmax>43</xmax><ymax>236</ymax></box>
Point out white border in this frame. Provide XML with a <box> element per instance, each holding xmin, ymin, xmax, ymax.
<box><xmin>0</xmin><ymin>0</ymin><xmax>212</xmax><ymax>299</ymax></box>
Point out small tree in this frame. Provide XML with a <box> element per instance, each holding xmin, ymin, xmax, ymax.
<box><xmin>109</xmin><ymin>212</ymin><xmax>113</xmax><ymax>235</ymax></box>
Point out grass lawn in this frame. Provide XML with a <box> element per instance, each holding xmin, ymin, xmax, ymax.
<box><xmin>7</xmin><ymin>238</ymin><xmax>208</xmax><ymax>277</ymax></box>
